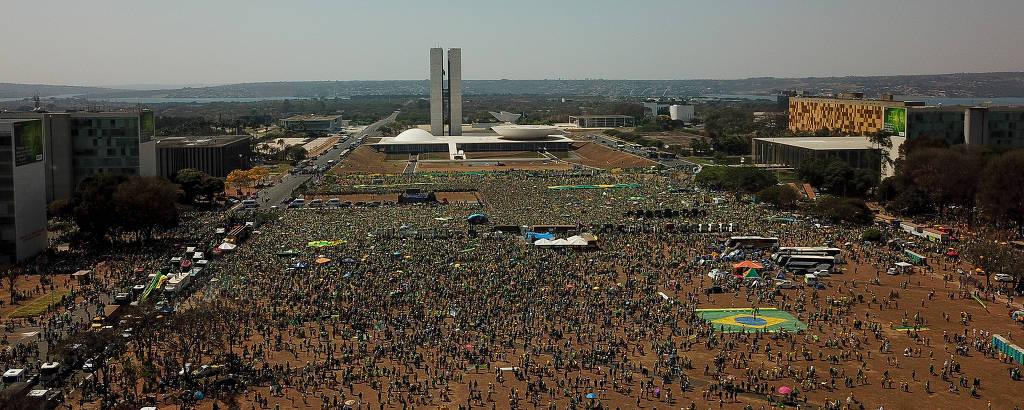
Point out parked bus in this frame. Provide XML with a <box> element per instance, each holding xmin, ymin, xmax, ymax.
<box><xmin>724</xmin><ymin>236</ymin><xmax>779</xmax><ymax>252</ymax></box>
<box><xmin>775</xmin><ymin>247</ymin><xmax>843</xmax><ymax>263</ymax></box>
<box><xmin>904</xmin><ymin>250</ymin><xmax>927</xmax><ymax>265</ymax></box>
<box><xmin>224</xmin><ymin>225</ymin><xmax>251</xmax><ymax>245</ymax></box>
<box><xmin>779</xmin><ymin>254</ymin><xmax>836</xmax><ymax>273</ymax></box>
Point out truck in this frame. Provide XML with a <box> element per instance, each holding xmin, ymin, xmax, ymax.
<box><xmin>224</xmin><ymin>224</ymin><xmax>252</xmax><ymax>244</ymax></box>
<box><xmin>164</xmin><ymin>273</ymin><xmax>192</xmax><ymax>296</ymax></box>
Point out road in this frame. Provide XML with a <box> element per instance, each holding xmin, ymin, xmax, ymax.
<box><xmin>257</xmin><ymin>111</ymin><xmax>399</xmax><ymax>208</ymax></box>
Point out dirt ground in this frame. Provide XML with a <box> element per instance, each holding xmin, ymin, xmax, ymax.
<box><xmin>568</xmin><ymin>142</ymin><xmax>660</xmax><ymax>169</ymax></box>
<box><xmin>168</xmin><ymin>249</ymin><xmax>1024</xmax><ymax>410</ymax></box>
<box><xmin>416</xmin><ymin>161</ymin><xmax>573</xmax><ymax>172</ymax></box>
<box><xmin>333</xmin><ymin>146</ymin><xmax>408</xmax><ymax>175</ymax></box>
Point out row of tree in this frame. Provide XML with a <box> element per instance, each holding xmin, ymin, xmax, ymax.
<box><xmin>51</xmin><ymin>174</ymin><xmax>181</xmax><ymax>242</ymax></box>
<box><xmin>878</xmin><ymin>136</ymin><xmax>1024</xmax><ymax>234</ymax></box>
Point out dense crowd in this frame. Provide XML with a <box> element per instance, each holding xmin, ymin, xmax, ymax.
<box><xmin>4</xmin><ymin>170</ymin><xmax>1024</xmax><ymax>410</ymax></box>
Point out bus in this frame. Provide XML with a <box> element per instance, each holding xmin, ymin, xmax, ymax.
<box><xmin>224</xmin><ymin>225</ymin><xmax>251</xmax><ymax>245</ymax></box>
<box><xmin>779</xmin><ymin>255</ymin><xmax>836</xmax><ymax>273</ymax></box>
<box><xmin>775</xmin><ymin>247</ymin><xmax>843</xmax><ymax>264</ymax></box>
<box><xmin>904</xmin><ymin>250</ymin><xmax>927</xmax><ymax>265</ymax></box>
<box><xmin>724</xmin><ymin>236</ymin><xmax>779</xmax><ymax>252</ymax></box>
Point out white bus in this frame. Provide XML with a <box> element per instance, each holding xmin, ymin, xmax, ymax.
<box><xmin>724</xmin><ymin>236</ymin><xmax>780</xmax><ymax>252</ymax></box>
<box><xmin>775</xmin><ymin>247</ymin><xmax>843</xmax><ymax>264</ymax></box>
<box><xmin>778</xmin><ymin>254</ymin><xmax>836</xmax><ymax>273</ymax></box>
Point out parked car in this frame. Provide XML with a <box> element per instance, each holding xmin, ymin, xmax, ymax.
<box><xmin>994</xmin><ymin>273</ymin><xmax>1014</xmax><ymax>282</ymax></box>
<box><xmin>775</xmin><ymin>280</ymin><xmax>797</xmax><ymax>289</ymax></box>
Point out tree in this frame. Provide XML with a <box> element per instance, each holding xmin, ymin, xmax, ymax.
<box><xmin>808</xmin><ymin>197</ymin><xmax>872</xmax><ymax>224</ymax></box>
<box><xmin>689</xmin><ymin>138</ymin><xmax>711</xmax><ymax>155</ymax></box>
<box><xmin>284</xmin><ymin>145</ymin><xmax>308</xmax><ymax>162</ymax></box>
<box><xmin>174</xmin><ymin>168</ymin><xmax>209</xmax><ymax>202</ymax></box>
<box><xmin>47</xmin><ymin>199</ymin><xmax>72</xmax><ymax>219</ymax></box>
<box><xmin>113</xmin><ymin>176</ymin><xmax>181</xmax><ymax>241</ymax></box>
<box><xmin>977</xmin><ymin>150</ymin><xmax>1024</xmax><ymax>235</ymax></box>
<box><xmin>72</xmin><ymin>173</ymin><xmax>129</xmax><ymax>239</ymax></box>
<box><xmin>862</xmin><ymin>228</ymin><xmax>883</xmax><ymax>242</ymax></box>
<box><xmin>694</xmin><ymin>166</ymin><xmax>777</xmax><ymax>193</ymax></box>
<box><xmin>756</xmin><ymin>185</ymin><xmax>799</xmax><ymax>209</ymax></box>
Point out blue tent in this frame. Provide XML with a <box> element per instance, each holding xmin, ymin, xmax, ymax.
<box><xmin>526</xmin><ymin>232</ymin><xmax>555</xmax><ymax>240</ymax></box>
<box><xmin>293</xmin><ymin>262</ymin><xmax>308</xmax><ymax>269</ymax></box>
<box><xmin>467</xmin><ymin>214</ymin><xmax>489</xmax><ymax>224</ymax></box>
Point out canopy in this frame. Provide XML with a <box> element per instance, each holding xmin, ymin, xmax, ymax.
<box><xmin>292</xmin><ymin>262</ymin><xmax>308</xmax><ymax>269</ymax></box>
<box><xmin>526</xmin><ymin>232</ymin><xmax>555</xmax><ymax>240</ymax></box>
<box><xmin>467</xmin><ymin>214</ymin><xmax>489</xmax><ymax>224</ymax></box>
<box><xmin>218</xmin><ymin>242</ymin><xmax>237</xmax><ymax>251</ymax></box>
<box><xmin>733</xmin><ymin>260</ymin><xmax>764</xmax><ymax>270</ymax></box>
<box><xmin>341</xmin><ymin>257</ymin><xmax>357</xmax><ymax>264</ymax></box>
<box><xmin>743</xmin><ymin>268</ymin><xmax>760</xmax><ymax>278</ymax></box>
<box><xmin>275</xmin><ymin>249</ymin><xmax>299</xmax><ymax>256</ymax></box>
<box><xmin>565</xmin><ymin>235</ymin><xmax>590</xmax><ymax>246</ymax></box>
<box><xmin>895</xmin><ymin>262</ymin><xmax>913</xmax><ymax>268</ymax></box>
<box><xmin>315</xmin><ymin>257</ymin><xmax>331</xmax><ymax>264</ymax></box>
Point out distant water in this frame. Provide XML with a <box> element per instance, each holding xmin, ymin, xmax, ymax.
<box><xmin>697</xmin><ymin>94</ymin><xmax>1024</xmax><ymax>106</ymax></box>
<box><xmin>896</xmin><ymin>96</ymin><xmax>1024</xmax><ymax>106</ymax></box>
<box><xmin>0</xmin><ymin>97</ymin><xmax>28</xmax><ymax>102</ymax></box>
<box><xmin>88</xmin><ymin>96</ymin><xmax>313</xmax><ymax>103</ymax></box>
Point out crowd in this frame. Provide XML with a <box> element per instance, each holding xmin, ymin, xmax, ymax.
<box><xmin>3</xmin><ymin>170</ymin><xmax>1024</xmax><ymax>410</ymax></box>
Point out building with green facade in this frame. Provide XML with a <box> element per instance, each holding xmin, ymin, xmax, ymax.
<box><xmin>0</xmin><ymin>110</ymin><xmax>155</xmax><ymax>202</ymax></box>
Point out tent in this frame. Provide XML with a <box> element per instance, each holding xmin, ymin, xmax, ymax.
<box><xmin>534</xmin><ymin>238</ymin><xmax>554</xmax><ymax>246</ymax></box>
<box><xmin>218</xmin><ymin>242</ymin><xmax>236</xmax><ymax>252</ymax></box>
<box><xmin>733</xmin><ymin>260</ymin><xmax>764</xmax><ymax>270</ymax></box>
<box><xmin>467</xmin><ymin>214</ymin><xmax>489</xmax><ymax>224</ymax></box>
<box><xmin>526</xmin><ymin>232</ymin><xmax>555</xmax><ymax>241</ymax></box>
<box><xmin>315</xmin><ymin>257</ymin><xmax>331</xmax><ymax>264</ymax></box>
<box><xmin>566</xmin><ymin>236</ymin><xmax>590</xmax><ymax>246</ymax></box>
<box><xmin>743</xmin><ymin>268</ymin><xmax>760</xmax><ymax>279</ymax></box>
<box><xmin>341</xmin><ymin>257</ymin><xmax>358</xmax><ymax>264</ymax></box>
<box><xmin>292</xmin><ymin>262</ymin><xmax>308</xmax><ymax>269</ymax></box>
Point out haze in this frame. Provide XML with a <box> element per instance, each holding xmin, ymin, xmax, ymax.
<box><xmin>3</xmin><ymin>0</ymin><xmax>1023</xmax><ymax>86</ymax></box>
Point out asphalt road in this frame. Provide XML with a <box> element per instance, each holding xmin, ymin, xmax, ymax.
<box><xmin>256</xmin><ymin>111</ymin><xmax>399</xmax><ymax>208</ymax></box>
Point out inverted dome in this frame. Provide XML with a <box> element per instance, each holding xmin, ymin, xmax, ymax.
<box><xmin>394</xmin><ymin>128</ymin><xmax>438</xmax><ymax>142</ymax></box>
<box><xmin>492</xmin><ymin>124</ymin><xmax>563</xmax><ymax>140</ymax></box>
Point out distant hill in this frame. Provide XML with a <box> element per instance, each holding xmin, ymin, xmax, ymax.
<box><xmin>0</xmin><ymin>83</ymin><xmax>119</xmax><ymax>98</ymax></box>
<box><xmin>8</xmin><ymin>72</ymin><xmax>1024</xmax><ymax>99</ymax></box>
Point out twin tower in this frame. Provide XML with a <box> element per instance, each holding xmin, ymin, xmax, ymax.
<box><xmin>429</xmin><ymin>47</ymin><xmax>461</xmax><ymax>136</ymax></box>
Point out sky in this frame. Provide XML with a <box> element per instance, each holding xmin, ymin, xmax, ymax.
<box><xmin>2</xmin><ymin>0</ymin><xmax>1023</xmax><ymax>86</ymax></box>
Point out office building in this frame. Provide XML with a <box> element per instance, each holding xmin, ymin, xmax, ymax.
<box><xmin>568</xmin><ymin>115</ymin><xmax>636</xmax><ymax>128</ymax></box>
<box><xmin>0</xmin><ymin>120</ymin><xmax>47</xmax><ymax>263</ymax></box>
<box><xmin>0</xmin><ymin>110</ymin><xmax>155</xmax><ymax>202</ymax></box>
<box><xmin>788</xmin><ymin>95</ymin><xmax>1024</xmax><ymax>147</ymax></box>
<box><xmin>428</xmin><ymin>47</ymin><xmax>462</xmax><ymax>136</ymax></box>
<box><xmin>751</xmin><ymin>136</ymin><xmax>905</xmax><ymax>178</ymax></box>
<box><xmin>280</xmin><ymin>114</ymin><xmax>343</xmax><ymax>132</ymax></box>
<box><xmin>669</xmin><ymin>105</ymin><xmax>694</xmax><ymax>121</ymax></box>
<box><xmin>448</xmin><ymin>48</ymin><xmax>462</xmax><ymax>136</ymax></box>
<box><xmin>373</xmin><ymin>128</ymin><xmax>573</xmax><ymax>159</ymax></box>
<box><xmin>155</xmin><ymin>135</ymin><xmax>251</xmax><ymax>178</ymax></box>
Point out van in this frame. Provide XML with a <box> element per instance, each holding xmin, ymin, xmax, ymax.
<box><xmin>241</xmin><ymin>199</ymin><xmax>258</xmax><ymax>209</ymax></box>
<box><xmin>309</xmin><ymin>199</ymin><xmax>324</xmax><ymax>208</ymax></box>
<box><xmin>804</xmin><ymin>274</ymin><xmax>819</xmax><ymax>285</ymax></box>
<box><xmin>326</xmin><ymin>198</ymin><xmax>340</xmax><ymax>207</ymax></box>
<box><xmin>288</xmin><ymin>199</ymin><xmax>306</xmax><ymax>209</ymax></box>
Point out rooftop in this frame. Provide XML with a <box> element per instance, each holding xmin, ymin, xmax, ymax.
<box><xmin>375</xmin><ymin>133</ymin><xmax>574</xmax><ymax>145</ymax></box>
<box><xmin>752</xmin><ymin>136</ymin><xmax>880</xmax><ymax>151</ymax></box>
<box><xmin>569</xmin><ymin>114</ymin><xmax>634</xmax><ymax>118</ymax></box>
<box><xmin>281</xmin><ymin>114</ymin><xmax>342</xmax><ymax>122</ymax></box>
<box><xmin>156</xmin><ymin>135</ymin><xmax>250</xmax><ymax>148</ymax></box>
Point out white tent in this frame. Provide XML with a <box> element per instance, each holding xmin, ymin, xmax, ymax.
<box><xmin>218</xmin><ymin>242</ymin><xmax>237</xmax><ymax>251</ymax></box>
<box><xmin>550</xmin><ymin>238</ymin><xmax>570</xmax><ymax>246</ymax></box>
<box><xmin>566</xmin><ymin>236</ymin><xmax>589</xmax><ymax>246</ymax></box>
<box><xmin>533</xmin><ymin>238</ymin><xmax>554</xmax><ymax>246</ymax></box>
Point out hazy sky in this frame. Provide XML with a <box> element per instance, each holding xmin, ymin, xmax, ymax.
<box><xmin>3</xmin><ymin>0</ymin><xmax>1023</xmax><ymax>86</ymax></box>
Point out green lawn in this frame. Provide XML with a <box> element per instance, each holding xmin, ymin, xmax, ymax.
<box><xmin>419</xmin><ymin>152</ymin><xmax>450</xmax><ymax>160</ymax></box>
<box><xmin>10</xmin><ymin>290</ymin><xmax>71</xmax><ymax>319</ymax></box>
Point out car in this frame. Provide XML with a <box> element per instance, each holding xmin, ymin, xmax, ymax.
<box><xmin>994</xmin><ymin>273</ymin><xmax>1014</xmax><ymax>282</ymax></box>
<box><xmin>82</xmin><ymin>358</ymin><xmax>99</xmax><ymax>373</ymax></box>
<box><xmin>886</xmin><ymin>267</ymin><xmax>900</xmax><ymax>275</ymax></box>
<box><xmin>281</xmin><ymin>197</ymin><xmax>295</xmax><ymax>205</ymax></box>
<box><xmin>775</xmin><ymin>280</ymin><xmax>797</xmax><ymax>289</ymax></box>
<box><xmin>812</xmin><ymin>270</ymin><xmax>831</xmax><ymax>277</ymax></box>
<box><xmin>114</xmin><ymin>293</ymin><xmax>131</xmax><ymax>305</ymax></box>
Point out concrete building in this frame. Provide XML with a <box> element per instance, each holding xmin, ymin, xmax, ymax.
<box><xmin>373</xmin><ymin>129</ymin><xmax>572</xmax><ymax>160</ymax></box>
<box><xmin>788</xmin><ymin>95</ymin><xmax>1024</xmax><ymax>147</ymax></box>
<box><xmin>669</xmin><ymin>105</ymin><xmax>694</xmax><ymax>121</ymax></box>
<box><xmin>429</xmin><ymin>48</ymin><xmax>444</xmax><ymax>136</ymax></box>
<box><xmin>751</xmin><ymin>136</ymin><xmax>905</xmax><ymax>178</ymax></box>
<box><xmin>428</xmin><ymin>47</ymin><xmax>463</xmax><ymax>136</ymax></box>
<box><xmin>280</xmin><ymin>114</ymin><xmax>343</xmax><ymax>132</ymax></box>
<box><xmin>0</xmin><ymin>110</ymin><xmax>155</xmax><ymax>202</ymax></box>
<box><xmin>448</xmin><ymin>48</ymin><xmax>462</xmax><ymax>136</ymax></box>
<box><xmin>0</xmin><ymin>120</ymin><xmax>47</xmax><ymax>263</ymax></box>
<box><xmin>568</xmin><ymin>115</ymin><xmax>636</xmax><ymax>128</ymax></box>
<box><xmin>155</xmin><ymin>135</ymin><xmax>251</xmax><ymax>178</ymax></box>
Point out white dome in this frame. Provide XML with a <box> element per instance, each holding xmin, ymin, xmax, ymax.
<box><xmin>394</xmin><ymin>128</ymin><xmax>437</xmax><ymax>142</ymax></box>
<box><xmin>491</xmin><ymin>124</ymin><xmax>563</xmax><ymax>140</ymax></box>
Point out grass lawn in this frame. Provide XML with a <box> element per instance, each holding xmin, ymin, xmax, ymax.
<box><xmin>10</xmin><ymin>290</ymin><xmax>71</xmax><ymax>319</ymax></box>
<box><xmin>420</xmin><ymin>152</ymin><xmax>450</xmax><ymax>160</ymax></box>
<box><xmin>385</xmin><ymin>153</ymin><xmax>410</xmax><ymax>161</ymax></box>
